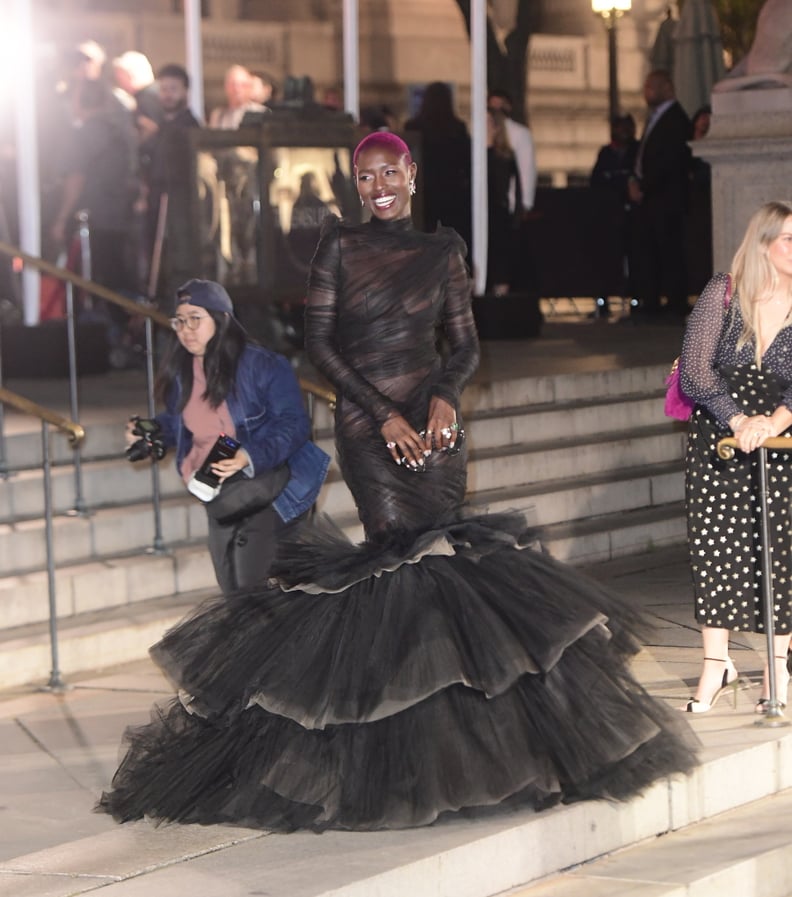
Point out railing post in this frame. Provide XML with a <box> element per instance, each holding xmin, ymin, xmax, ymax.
<box><xmin>144</xmin><ymin>316</ymin><xmax>165</xmax><ymax>553</ymax></box>
<box><xmin>64</xmin><ymin>282</ymin><xmax>87</xmax><ymax>514</ymax></box>
<box><xmin>76</xmin><ymin>210</ymin><xmax>92</xmax><ymax>289</ymax></box>
<box><xmin>41</xmin><ymin>421</ymin><xmax>66</xmax><ymax>692</ymax></box>
<box><xmin>754</xmin><ymin>445</ymin><xmax>789</xmax><ymax>728</ymax></box>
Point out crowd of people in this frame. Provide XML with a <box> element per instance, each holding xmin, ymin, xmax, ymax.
<box><xmin>9</xmin><ymin>42</ymin><xmax>292</xmax><ymax>335</ymax></box>
<box><xmin>2</xmin><ymin>35</ymin><xmax>717</xmax><ymax>331</ymax></box>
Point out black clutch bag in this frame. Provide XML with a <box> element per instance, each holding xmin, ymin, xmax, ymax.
<box><xmin>204</xmin><ymin>465</ymin><xmax>290</xmax><ymax>525</ymax></box>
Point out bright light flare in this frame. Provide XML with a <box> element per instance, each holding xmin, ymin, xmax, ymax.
<box><xmin>0</xmin><ymin>3</ymin><xmax>29</xmax><ymax>107</ymax></box>
<box><xmin>591</xmin><ymin>0</ymin><xmax>631</xmax><ymax>14</ymax></box>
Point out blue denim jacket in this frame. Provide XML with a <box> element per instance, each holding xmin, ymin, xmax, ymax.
<box><xmin>156</xmin><ymin>345</ymin><xmax>329</xmax><ymax>523</ymax></box>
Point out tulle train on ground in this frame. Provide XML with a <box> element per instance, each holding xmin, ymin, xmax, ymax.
<box><xmin>98</xmin><ymin>512</ymin><xmax>699</xmax><ymax>831</ymax></box>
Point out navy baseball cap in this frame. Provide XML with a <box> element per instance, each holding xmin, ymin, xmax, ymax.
<box><xmin>176</xmin><ymin>280</ymin><xmax>234</xmax><ymax>315</ymax></box>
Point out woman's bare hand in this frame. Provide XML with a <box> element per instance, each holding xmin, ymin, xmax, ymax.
<box><xmin>211</xmin><ymin>448</ymin><xmax>251</xmax><ymax>483</ymax></box>
<box><xmin>734</xmin><ymin>414</ymin><xmax>775</xmax><ymax>453</ymax></box>
<box><xmin>381</xmin><ymin>414</ymin><xmax>425</xmax><ymax>468</ymax></box>
<box><xmin>425</xmin><ymin>396</ymin><xmax>458</xmax><ymax>452</ymax></box>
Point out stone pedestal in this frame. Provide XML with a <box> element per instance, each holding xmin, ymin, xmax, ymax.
<box><xmin>694</xmin><ymin>86</ymin><xmax>792</xmax><ymax>272</ymax></box>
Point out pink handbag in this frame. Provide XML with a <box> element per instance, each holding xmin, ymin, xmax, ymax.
<box><xmin>664</xmin><ymin>275</ymin><xmax>732</xmax><ymax>421</ymax></box>
<box><xmin>664</xmin><ymin>358</ymin><xmax>694</xmax><ymax>420</ymax></box>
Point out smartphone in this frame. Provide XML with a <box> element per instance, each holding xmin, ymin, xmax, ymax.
<box><xmin>194</xmin><ymin>434</ymin><xmax>241</xmax><ymax>488</ymax></box>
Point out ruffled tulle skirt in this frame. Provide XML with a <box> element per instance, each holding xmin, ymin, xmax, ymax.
<box><xmin>98</xmin><ymin>512</ymin><xmax>698</xmax><ymax>831</ymax></box>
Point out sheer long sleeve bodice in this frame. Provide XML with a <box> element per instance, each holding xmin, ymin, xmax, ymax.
<box><xmin>305</xmin><ymin>215</ymin><xmax>480</xmax><ymax>538</ymax></box>
<box><xmin>306</xmin><ymin>215</ymin><xmax>479</xmax><ymax>423</ymax></box>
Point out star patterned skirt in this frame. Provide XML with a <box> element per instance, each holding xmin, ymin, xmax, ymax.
<box><xmin>686</xmin><ymin>364</ymin><xmax>792</xmax><ymax>632</ymax></box>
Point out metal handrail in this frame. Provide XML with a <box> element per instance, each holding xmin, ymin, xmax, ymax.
<box><xmin>0</xmin><ymin>387</ymin><xmax>84</xmax><ymax>446</ymax></box>
<box><xmin>0</xmin><ymin>387</ymin><xmax>85</xmax><ymax>692</ymax></box>
<box><xmin>298</xmin><ymin>377</ymin><xmax>335</xmax><ymax>446</ymax></box>
<box><xmin>0</xmin><ymin>239</ymin><xmax>167</xmax><ymax>549</ymax></box>
<box><xmin>0</xmin><ymin>240</ymin><xmax>171</xmax><ymax>326</ymax></box>
<box><xmin>298</xmin><ymin>377</ymin><xmax>336</xmax><ymax>410</ymax></box>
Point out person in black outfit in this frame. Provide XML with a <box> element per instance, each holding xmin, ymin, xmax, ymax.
<box><xmin>50</xmin><ymin>79</ymin><xmax>135</xmax><ymax>300</ymax></box>
<box><xmin>98</xmin><ymin>131</ymin><xmax>698</xmax><ymax>833</ymax></box>
<box><xmin>628</xmin><ymin>69</ymin><xmax>692</xmax><ymax>320</ymax></box>
<box><xmin>486</xmin><ymin>108</ymin><xmax>521</xmax><ymax>295</ymax></box>
<box><xmin>404</xmin><ymin>81</ymin><xmax>471</xmax><ymax>253</ymax></box>
<box><xmin>144</xmin><ymin>64</ymin><xmax>202</xmax><ymax>308</ymax></box>
<box><xmin>590</xmin><ymin>114</ymin><xmax>639</xmax><ymax>318</ymax></box>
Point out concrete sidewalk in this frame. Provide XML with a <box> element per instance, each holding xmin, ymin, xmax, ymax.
<box><xmin>2</xmin><ymin>543</ymin><xmax>791</xmax><ymax>897</ymax></box>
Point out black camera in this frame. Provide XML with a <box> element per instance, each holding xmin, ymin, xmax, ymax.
<box><xmin>125</xmin><ymin>416</ymin><xmax>167</xmax><ymax>462</ymax></box>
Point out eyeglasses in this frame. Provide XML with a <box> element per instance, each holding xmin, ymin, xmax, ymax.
<box><xmin>169</xmin><ymin>313</ymin><xmax>209</xmax><ymax>332</ymax></box>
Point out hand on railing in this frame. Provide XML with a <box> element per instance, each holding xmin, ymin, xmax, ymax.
<box><xmin>717</xmin><ymin>436</ymin><xmax>792</xmax><ymax>460</ymax></box>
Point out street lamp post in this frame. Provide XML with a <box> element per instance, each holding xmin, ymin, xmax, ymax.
<box><xmin>592</xmin><ymin>0</ymin><xmax>631</xmax><ymax>122</ymax></box>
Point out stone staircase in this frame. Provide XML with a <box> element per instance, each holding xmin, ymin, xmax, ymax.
<box><xmin>0</xmin><ymin>360</ymin><xmax>686</xmax><ymax>688</ymax></box>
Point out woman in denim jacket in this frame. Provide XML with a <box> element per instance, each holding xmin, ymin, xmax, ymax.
<box><xmin>130</xmin><ymin>278</ymin><xmax>328</xmax><ymax>593</ymax></box>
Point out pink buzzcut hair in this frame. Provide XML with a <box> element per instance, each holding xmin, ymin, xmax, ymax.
<box><xmin>352</xmin><ymin>132</ymin><xmax>413</xmax><ymax>169</ymax></box>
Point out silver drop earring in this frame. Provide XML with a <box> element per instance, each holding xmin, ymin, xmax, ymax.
<box><xmin>409</xmin><ymin>180</ymin><xmax>416</xmax><ymax>196</ymax></box>
<box><xmin>359</xmin><ymin>195</ymin><xmax>364</xmax><ymax>206</ymax></box>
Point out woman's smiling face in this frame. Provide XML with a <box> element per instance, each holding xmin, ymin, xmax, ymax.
<box><xmin>355</xmin><ymin>146</ymin><xmax>416</xmax><ymax>221</ymax></box>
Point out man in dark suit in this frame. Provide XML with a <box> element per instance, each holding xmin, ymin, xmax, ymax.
<box><xmin>628</xmin><ymin>69</ymin><xmax>692</xmax><ymax>320</ymax></box>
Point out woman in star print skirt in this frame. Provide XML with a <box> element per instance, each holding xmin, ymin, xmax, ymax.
<box><xmin>679</xmin><ymin>200</ymin><xmax>792</xmax><ymax>713</ymax></box>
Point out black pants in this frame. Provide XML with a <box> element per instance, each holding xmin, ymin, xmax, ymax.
<box><xmin>207</xmin><ymin>505</ymin><xmax>287</xmax><ymax>595</ymax></box>
<box><xmin>631</xmin><ymin>201</ymin><xmax>688</xmax><ymax>315</ymax></box>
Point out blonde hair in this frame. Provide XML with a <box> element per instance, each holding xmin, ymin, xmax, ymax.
<box><xmin>732</xmin><ymin>200</ymin><xmax>792</xmax><ymax>364</ymax></box>
<box><xmin>487</xmin><ymin>109</ymin><xmax>513</xmax><ymax>160</ymax></box>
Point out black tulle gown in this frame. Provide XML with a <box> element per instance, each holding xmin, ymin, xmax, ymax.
<box><xmin>99</xmin><ymin>215</ymin><xmax>698</xmax><ymax>832</ymax></box>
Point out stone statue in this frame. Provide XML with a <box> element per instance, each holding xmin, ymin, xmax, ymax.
<box><xmin>714</xmin><ymin>0</ymin><xmax>792</xmax><ymax>91</ymax></box>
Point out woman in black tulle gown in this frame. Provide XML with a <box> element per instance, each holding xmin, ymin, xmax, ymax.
<box><xmin>98</xmin><ymin>132</ymin><xmax>698</xmax><ymax>833</ymax></box>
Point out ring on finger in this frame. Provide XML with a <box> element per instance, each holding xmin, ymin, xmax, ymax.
<box><xmin>386</xmin><ymin>441</ymin><xmax>396</xmax><ymax>449</ymax></box>
<box><xmin>440</xmin><ymin>427</ymin><xmax>452</xmax><ymax>439</ymax></box>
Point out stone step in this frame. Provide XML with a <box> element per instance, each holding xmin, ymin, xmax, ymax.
<box><xmin>462</xmin><ymin>391</ymin><xmax>673</xmax><ymax>450</ymax></box>
<box><xmin>0</xmin><ymin>414</ymin><xmax>685</xmax><ymax>528</ymax></box>
<box><xmin>0</xmin><ymin>501</ymin><xmax>209</xmax><ymax>616</ymax></box>
<box><xmin>0</xmin><ymin>499</ymin><xmax>689</xmax><ymax>686</ymax></box>
<box><xmin>0</xmin><ymin>542</ymin><xmax>216</xmax><ymax>638</ymax></box>
<box><xmin>0</xmin><ymin>592</ymin><xmax>209</xmax><ymax>694</ymax></box>
<box><xmin>467</xmin><ymin>424</ymin><xmax>685</xmax><ymax>492</ymax></box>
<box><xmin>505</xmin><ymin>787</ymin><xmax>792</xmax><ymax>897</ymax></box>
<box><xmin>0</xmin><ymin>367</ymin><xmax>678</xmax><ymax>532</ymax></box>
<box><xmin>476</xmin><ymin>460</ymin><xmax>683</xmax><ymax>526</ymax></box>
<box><xmin>296</xmin><ymin>363</ymin><xmax>672</xmax><ymax>431</ymax></box>
<box><xmin>0</xmin><ymin>456</ymin><xmax>677</xmax><ymax>550</ymax></box>
<box><xmin>0</xmin><ymin>458</ymin><xmax>188</xmax><ymax>521</ymax></box>
<box><xmin>0</xmin><ymin>458</ymin><xmax>685</xmax><ymax>633</ymax></box>
<box><xmin>539</xmin><ymin>501</ymin><xmax>687</xmax><ymax>564</ymax></box>
<box><xmin>2</xmin><ymin>366</ymin><xmax>671</xmax><ymax>467</ymax></box>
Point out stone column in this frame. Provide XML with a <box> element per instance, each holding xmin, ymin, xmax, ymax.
<box><xmin>693</xmin><ymin>86</ymin><xmax>792</xmax><ymax>272</ymax></box>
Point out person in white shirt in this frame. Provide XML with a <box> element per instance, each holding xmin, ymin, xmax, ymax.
<box><xmin>487</xmin><ymin>90</ymin><xmax>536</xmax><ymax>214</ymax></box>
